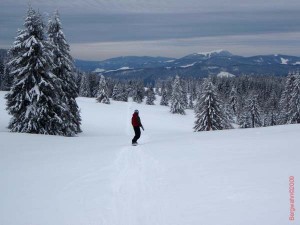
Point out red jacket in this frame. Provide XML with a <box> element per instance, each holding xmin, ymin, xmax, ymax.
<box><xmin>132</xmin><ymin>113</ymin><xmax>142</xmax><ymax>127</ymax></box>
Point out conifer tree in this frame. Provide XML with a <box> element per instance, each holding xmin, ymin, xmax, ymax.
<box><xmin>224</xmin><ymin>103</ymin><xmax>234</xmax><ymax>123</ymax></box>
<box><xmin>170</xmin><ymin>75</ymin><xmax>185</xmax><ymax>115</ymax></box>
<box><xmin>132</xmin><ymin>81</ymin><xmax>144</xmax><ymax>103</ymax></box>
<box><xmin>126</xmin><ymin>81</ymin><xmax>134</xmax><ymax>97</ymax></box>
<box><xmin>187</xmin><ymin>94</ymin><xmax>194</xmax><ymax>109</ymax></box>
<box><xmin>160</xmin><ymin>87</ymin><xmax>169</xmax><ymax>106</ymax></box>
<box><xmin>146</xmin><ymin>87</ymin><xmax>156</xmax><ymax>105</ymax></box>
<box><xmin>96</xmin><ymin>75</ymin><xmax>110</xmax><ymax>104</ymax></box>
<box><xmin>181</xmin><ymin>80</ymin><xmax>188</xmax><ymax>109</ymax></box>
<box><xmin>165</xmin><ymin>78</ymin><xmax>173</xmax><ymax>100</ymax></box>
<box><xmin>120</xmin><ymin>84</ymin><xmax>129</xmax><ymax>102</ymax></box>
<box><xmin>0</xmin><ymin>59</ymin><xmax>12</xmax><ymax>91</ymax></box>
<box><xmin>239</xmin><ymin>110</ymin><xmax>252</xmax><ymax>128</ymax></box>
<box><xmin>48</xmin><ymin>10</ymin><xmax>81</xmax><ymax>134</ymax></box>
<box><xmin>73</xmin><ymin>70</ymin><xmax>82</xmax><ymax>92</ymax></box>
<box><xmin>6</xmin><ymin>7</ymin><xmax>67</xmax><ymax>135</ymax></box>
<box><xmin>288</xmin><ymin>71</ymin><xmax>300</xmax><ymax>123</ymax></box>
<box><xmin>106</xmin><ymin>78</ymin><xmax>114</xmax><ymax>98</ymax></box>
<box><xmin>90</xmin><ymin>73</ymin><xmax>100</xmax><ymax>97</ymax></box>
<box><xmin>229</xmin><ymin>86</ymin><xmax>238</xmax><ymax>116</ymax></box>
<box><xmin>112</xmin><ymin>82</ymin><xmax>124</xmax><ymax>101</ymax></box>
<box><xmin>239</xmin><ymin>94</ymin><xmax>262</xmax><ymax>128</ymax></box>
<box><xmin>0</xmin><ymin>58</ymin><xmax>4</xmax><ymax>88</ymax></box>
<box><xmin>265</xmin><ymin>91</ymin><xmax>279</xmax><ymax>126</ymax></box>
<box><xmin>190</xmin><ymin>85</ymin><xmax>197</xmax><ymax>101</ymax></box>
<box><xmin>79</xmin><ymin>73</ymin><xmax>91</xmax><ymax>97</ymax></box>
<box><xmin>194</xmin><ymin>78</ymin><xmax>232</xmax><ymax>131</ymax></box>
<box><xmin>279</xmin><ymin>72</ymin><xmax>295</xmax><ymax>124</ymax></box>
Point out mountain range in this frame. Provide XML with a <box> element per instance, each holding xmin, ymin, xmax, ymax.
<box><xmin>1</xmin><ymin>48</ymin><xmax>300</xmax><ymax>80</ymax></box>
<box><xmin>75</xmin><ymin>50</ymin><xmax>300</xmax><ymax>80</ymax></box>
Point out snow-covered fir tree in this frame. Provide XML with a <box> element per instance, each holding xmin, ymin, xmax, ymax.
<box><xmin>1</xmin><ymin>48</ymin><xmax>15</xmax><ymax>91</ymax></box>
<box><xmin>120</xmin><ymin>84</ymin><xmax>129</xmax><ymax>102</ymax></box>
<box><xmin>187</xmin><ymin>94</ymin><xmax>194</xmax><ymax>109</ymax></box>
<box><xmin>170</xmin><ymin>75</ymin><xmax>185</xmax><ymax>115</ymax></box>
<box><xmin>0</xmin><ymin>58</ymin><xmax>11</xmax><ymax>91</ymax></box>
<box><xmin>224</xmin><ymin>103</ymin><xmax>234</xmax><ymax>123</ymax></box>
<box><xmin>279</xmin><ymin>72</ymin><xmax>295</xmax><ymax>124</ymax></box>
<box><xmin>112</xmin><ymin>83</ymin><xmax>121</xmax><ymax>100</ymax></box>
<box><xmin>0</xmin><ymin>58</ymin><xmax>4</xmax><ymax>88</ymax></box>
<box><xmin>160</xmin><ymin>87</ymin><xmax>169</xmax><ymax>106</ymax></box>
<box><xmin>146</xmin><ymin>87</ymin><xmax>156</xmax><ymax>105</ymax></box>
<box><xmin>287</xmin><ymin>71</ymin><xmax>300</xmax><ymax>123</ymax></box>
<box><xmin>238</xmin><ymin>110</ymin><xmax>252</xmax><ymax>128</ymax></box>
<box><xmin>79</xmin><ymin>73</ymin><xmax>91</xmax><ymax>97</ymax></box>
<box><xmin>96</xmin><ymin>75</ymin><xmax>110</xmax><ymax>104</ymax></box>
<box><xmin>229</xmin><ymin>86</ymin><xmax>238</xmax><ymax>116</ymax></box>
<box><xmin>239</xmin><ymin>94</ymin><xmax>262</xmax><ymax>128</ymax></box>
<box><xmin>194</xmin><ymin>78</ymin><xmax>232</xmax><ymax>131</ymax></box>
<box><xmin>6</xmin><ymin>7</ymin><xmax>68</xmax><ymax>135</ymax></box>
<box><xmin>73</xmin><ymin>69</ymin><xmax>82</xmax><ymax>92</ymax></box>
<box><xmin>132</xmin><ymin>81</ymin><xmax>145</xmax><ymax>103</ymax></box>
<box><xmin>112</xmin><ymin>82</ymin><xmax>127</xmax><ymax>101</ymax></box>
<box><xmin>126</xmin><ymin>81</ymin><xmax>134</xmax><ymax>97</ymax></box>
<box><xmin>88</xmin><ymin>73</ymin><xmax>101</xmax><ymax>97</ymax></box>
<box><xmin>48</xmin><ymin>10</ymin><xmax>81</xmax><ymax>135</ymax></box>
<box><xmin>165</xmin><ymin>78</ymin><xmax>173</xmax><ymax>100</ymax></box>
<box><xmin>265</xmin><ymin>91</ymin><xmax>279</xmax><ymax>126</ymax></box>
<box><xmin>181</xmin><ymin>80</ymin><xmax>188</xmax><ymax>109</ymax></box>
<box><xmin>106</xmin><ymin>77</ymin><xmax>115</xmax><ymax>98</ymax></box>
<box><xmin>190</xmin><ymin>84</ymin><xmax>197</xmax><ymax>101</ymax></box>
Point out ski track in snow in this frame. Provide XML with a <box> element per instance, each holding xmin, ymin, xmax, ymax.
<box><xmin>55</xmin><ymin>134</ymin><xmax>167</xmax><ymax>225</ymax></box>
<box><xmin>54</xmin><ymin>102</ymin><xmax>167</xmax><ymax>225</ymax></box>
<box><xmin>103</xmin><ymin>134</ymin><xmax>167</xmax><ymax>225</ymax></box>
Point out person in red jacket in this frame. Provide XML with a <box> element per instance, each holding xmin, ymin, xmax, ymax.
<box><xmin>131</xmin><ymin>109</ymin><xmax>144</xmax><ymax>145</ymax></box>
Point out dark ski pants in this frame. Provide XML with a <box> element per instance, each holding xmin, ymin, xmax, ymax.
<box><xmin>132</xmin><ymin>126</ymin><xmax>141</xmax><ymax>143</ymax></box>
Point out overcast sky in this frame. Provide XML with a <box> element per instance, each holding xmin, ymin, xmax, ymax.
<box><xmin>0</xmin><ymin>0</ymin><xmax>300</xmax><ymax>60</ymax></box>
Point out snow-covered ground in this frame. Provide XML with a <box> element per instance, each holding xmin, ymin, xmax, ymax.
<box><xmin>0</xmin><ymin>91</ymin><xmax>299</xmax><ymax>225</ymax></box>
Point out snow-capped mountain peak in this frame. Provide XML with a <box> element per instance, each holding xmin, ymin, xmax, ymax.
<box><xmin>217</xmin><ymin>71</ymin><xmax>236</xmax><ymax>78</ymax></box>
<box><xmin>197</xmin><ymin>49</ymin><xmax>223</xmax><ymax>56</ymax></box>
<box><xmin>195</xmin><ymin>50</ymin><xmax>232</xmax><ymax>58</ymax></box>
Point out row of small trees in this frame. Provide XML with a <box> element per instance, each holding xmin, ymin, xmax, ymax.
<box><xmin>5</xmin><ymin>7</ymin><xmax>81</xmax><ymax>136</ymax></box>
<box><xmin>79</xmin><ymin>73</ymin><xmax>155</xmax><ymax>105</ymax></box>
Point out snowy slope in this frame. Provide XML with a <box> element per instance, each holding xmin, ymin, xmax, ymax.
<box><xmin>0</xmin><ymin>91</ymin><xmax>299</xmax><ymax>225</ymax></box>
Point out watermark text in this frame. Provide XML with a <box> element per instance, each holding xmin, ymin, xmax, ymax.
<box><xmin>289</xmin><ymin>176</ymin><xmax>295</xmax><ymax>221</ymax></box>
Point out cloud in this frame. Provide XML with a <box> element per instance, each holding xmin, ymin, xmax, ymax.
<box><xmin>1</xmin><ymin>0</ymin><xmax>300</xmax><ymax>59</ymax></box>
<box><xmin>1</xmin><ymin>0</ymin><xmax>300</xmax><ymax>14</ymax></box>
<box><xmin>45</xmin><ymin>0</ymin><xmax>300</xmax><ymax>13</ymax></box>
<box><xmin>70</xmin><ymin>32</ymin><xmax>300</xmax><ymax>60</ymax></box>
<box><xmin>59</xmin><ymin>10</ymin><xmax>300</xmax><ymax>43</ymax></box>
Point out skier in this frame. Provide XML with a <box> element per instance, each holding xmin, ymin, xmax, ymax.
<box><xmin>131</xmin><ymin>109</ymin><xmax>144</xmax><ymax>145</ymax></box>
